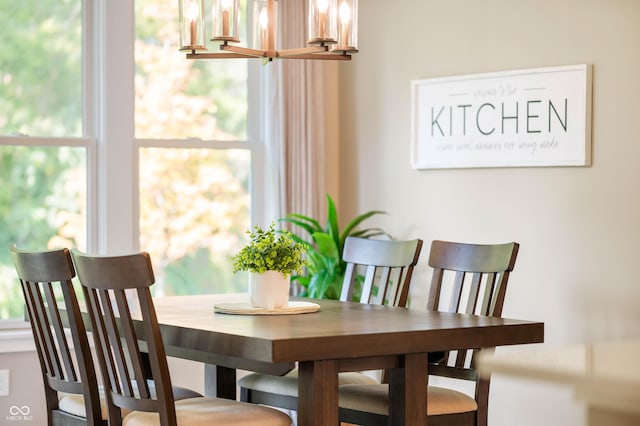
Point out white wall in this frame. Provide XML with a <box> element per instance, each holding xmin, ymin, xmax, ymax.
<box><xmin>338</xmin><ymin>0</ymin><xmax>640</xmax><ymax>424</ymax></box>
<box><xmin>0</xmin><ymin>339</ymin><xmax>205</xmax><ymax>426</ymax></box>
<box><xmin>0</xmin><ymin>350</ymin><xmax>46</xmax><ymax>424</ymax></box>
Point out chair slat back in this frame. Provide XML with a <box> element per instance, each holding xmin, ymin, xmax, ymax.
<box><xmin>339</xmin><ymin>237</ymin><xmax>423</xmax><ymax>307</ymax></box>
<box><xmin>426</xmin><ymin>240</ymin><xmax>519</xmax><ymax>376</ymax></box>
<box><xmin>72</xmin><ymin>250</ymin><xmax>177</xmax><ymax>425</ymax></box>
<box><xmin>9</xmin><ymin>245</ymin><xmax>103</xmax><ymax>425</ymax></box>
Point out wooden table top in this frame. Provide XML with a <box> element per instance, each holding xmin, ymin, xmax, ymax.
<box><xmin>152</xmin><ymin>293</ymin><xmax>544</xmax><ymax>365</ymax></box>
<box><xmin>151</xmin><ymin>293</ymin><xmax>543</xmax><ymax>426</ymax></box>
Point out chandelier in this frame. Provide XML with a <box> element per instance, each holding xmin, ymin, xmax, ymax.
<box><xmin>178</xmin><ymin>0</ymin><xmax>358</xmax><ymax>61</ymax></box>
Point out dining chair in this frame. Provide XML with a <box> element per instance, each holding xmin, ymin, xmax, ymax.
<box><xmin>9</xmin><ymin>245</ymin><xmax>105</xmax><ymax>426</ymax></box>
<box><xmin>337</xmin><ymin>239</ymin><xmax>520</xmax><ymax>426</ymax></box>
<box><xmin>238</xmin><ymin>236</ymin><xmax>424</xmax><ymax>411</ymax></box>
<box><xmin>10</xmin><ymin>245</ymin><xmax>203</xmax><ymax>426</ymax></box>
<box><xmin>70</xmin><ymin>249</ymin><xmax>292</xmax><ymax>426</ymax></box>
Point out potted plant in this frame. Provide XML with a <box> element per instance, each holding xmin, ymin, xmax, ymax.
<box><xmin>231</xmin><ymin>222</ymin><xmax>308</xmax><ymax>308</ymax></box>
<box><xmin>279</xmin><ymin>194</ymin><xmax>388</xmax><ymax>300</ymax></box>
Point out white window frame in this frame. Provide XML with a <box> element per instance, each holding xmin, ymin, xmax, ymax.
<box><xmin>91</xmin><ymin>0</ymin><xmax>268</xmax><ymax>254</ymax></box>
<box><xmin>0</xmin><ymin>0</ymin><xmax>270</xmax><ymax>334</ymax></box>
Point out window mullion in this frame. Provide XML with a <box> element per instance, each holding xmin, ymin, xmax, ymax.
<box><xmin>94</xmin><ymin>0</ymin><xmax>137</xmax><ymax>254</ymax></box>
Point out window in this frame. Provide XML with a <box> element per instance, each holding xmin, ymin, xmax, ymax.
<box><xmin>135</xmin><ymin>0</ymin><xmax>253</xmax><ymax>296</ymax></box>
<box><xmin>0</xmin><ymin>0</ymin><xmax>86</xmax><ymax>321</ymax></box>
<box><xmin>0</xmin><ymin>0</ymin><xmax>261</xmax><ymax>321</ymax></box>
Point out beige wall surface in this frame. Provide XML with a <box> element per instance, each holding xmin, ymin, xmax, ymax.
<box><xmin>338</xmin><ymin>0</ymin><xmax>640</xmax><ymax>424</ymax></box>
<box><xmin>0</xmin><ymin>351</ymin><xmax>45</xmax><ymax>424</ymax></box>
<box><xmin>0</xmin><ymin>344</ymin><xmax>204</xmax><ymax>425</ymax></box>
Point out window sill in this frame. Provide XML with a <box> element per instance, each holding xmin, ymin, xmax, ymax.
<box><xmin>0</xmin><ymin>323</ymin><xmax>35</xmax><ymax>353</ymax></box>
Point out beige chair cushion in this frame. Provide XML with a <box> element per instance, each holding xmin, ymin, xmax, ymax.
<box><xmin>238</xmin><ymin>368</ymin><xmax>379</xmax><ymax>397</ymax></box>
<box><xmin>58</xmin><ymin>382</ymin><xmax>201</xmax><ymax>420</ymax></box>
<box><xmin>339</xmin><ymin>383</ymin><xmax>478</xmax><ymax>416</ymax></box>
<box><xmin>123</xmin><ymin>397</ymin><xmax>292</xmax><ymax>426</ymax></box>
<box><xmin>59</xmin><ymin>387</ymin><xmax>110</xmax><ymax>420</ymax></box>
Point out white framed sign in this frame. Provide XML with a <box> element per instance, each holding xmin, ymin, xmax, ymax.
<box><xmin>411</xmin><ymin>64</ymin><xmax>592</xmax><ymax>169</ymax></box>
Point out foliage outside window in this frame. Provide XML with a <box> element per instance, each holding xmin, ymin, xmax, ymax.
<box><xmin>0</xmin><ymin>0</ymin><xmax>253</xmax><ymax>320</ymax></box>
<box><xmin>0</xmin><ymin>0</ymin><xmax>84</xmax><ymax>320</ymax></box>
<box><xmin>135</xmin><ymin>0</ymin><xmax>251</xmax><ymax>297</ymax></box>
<box><xmin>0</xmin><ymin>0</ymin><xmax>82</xmax><ymax>137</ymax></box>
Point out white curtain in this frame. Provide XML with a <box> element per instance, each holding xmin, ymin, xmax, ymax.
<box><xmin>272</xmin><ymin>0</ymin><xmax>329</xmax><ymax>222</ymax></box>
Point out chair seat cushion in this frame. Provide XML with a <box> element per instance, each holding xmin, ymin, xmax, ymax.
<box><xmin>238</xmin><ymin>368</ymin><xmax>379</xmax><ymax>397</ymax></box>
<box><xmin>58</xmin><ymin>382</ymin><xmax>202</xmax><ymax>419</ymax></box>
<box><xmin>122</xmin><ymin>397</ymin><xmax>292</xmax><ymax>426</ymax></box>
<box><xmin>338</xmin><ymin>383</ymin><xmax>478</xmax><ymax>416</ymax></box>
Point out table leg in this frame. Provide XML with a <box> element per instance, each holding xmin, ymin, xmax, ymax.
<box><xmin>204</xmin><ymin>364</ymin><xmax>237</xmax><ymax>399</ymax></box>
<box><xmin>298</xmin><ymin>359</ymin><xmax>339</xmax><ymax>426</ymax></box>
<box><xmin>387</xmin><ymin>353</ymin><xmax>428</xmax><ymax>426</ymax></box>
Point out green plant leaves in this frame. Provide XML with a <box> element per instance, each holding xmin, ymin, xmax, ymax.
<box><xmin>231</xmin><ymin>222</ymin><xmax>309</xmax><ymax>275</ymax></box>
<box><xmin>341</xmin><ymin>211</ymin><xmax>387</xmax><ymax>244</ymax></box>
<box><xmin>326</xmin><ymin>195</ymin><xmax>340</xmax><ymax>247</ymax></box>
<box><xmin>279</xmin><ymin>213</ymin><xmax>323</xmax><ymax>235</ymax></box>
<box><xmin>278</xmin><ymin>193</ymin><xmax>388</xmax><ymax>300</ymax></box>
<box><xmin>312</xmin><ymin>232</ymin><xmax>340</xmax><ymax>261</ymax></box>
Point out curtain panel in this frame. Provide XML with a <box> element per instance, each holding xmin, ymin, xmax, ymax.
<box><xmin>274</xmin><ymin>0</ymin><xmax>329</xmax><ymax>222</ymax></box>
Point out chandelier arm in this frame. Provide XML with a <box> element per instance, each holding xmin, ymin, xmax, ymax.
<box><xmin>278</xmin><ymin>53</ymin><xmax>352</xmax><ymax>60</ymax></box>
<box><xmin>186</xmin><ymin>52</ymin><xmax>260</xmax><ymax>59</ymax></box>
<box><xmin>221</xmin><ymin>45</ymin><xmax>268</xmax><ymax>57</ymax></box>
<box><xmin>276</xmin><ymin>46</ymin><xmax>328</xmax><ymax>57</ymax></box>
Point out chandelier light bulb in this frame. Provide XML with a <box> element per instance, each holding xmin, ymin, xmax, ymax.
<box><xmin>220</xmin><ymin>0</ymin><xmax>232</xmax><ymax>36</ymax></box>
<box><xmin>339</xmin><ymin>1</ymin><xmax>351</xmax><ymax>23</ymax></box>
<box><xmin>259</xmin><ymin>7</ymin><xmax>268</xmax><ymax>29</ymax></box>
<box><xmin>187</xmin><ymin>1</ymin><xmax>200</xmax><ymax>46</ymax></box>
<box><xmin>317</xmin><ymin>0</ymin><xmax>329</xmax><ymax>13</ymax></box>
<box><xmin>337</xmin><ymin>0</ymin><xmax>351</xmax><ymax>49</ymax></box>
<box><xmin>187</xmin><ymin>1</ymin><xmax>199</xmax><ymax>20</ymax></box>
<box><xmin>316</xmin><ymin>0</ymin><xmax>330</xmax><ymax>39</ymax></box>
<box><xmin>259</xmin><ymin>7</ymin><xmax>269</xmax><ymax>49</ymax></box>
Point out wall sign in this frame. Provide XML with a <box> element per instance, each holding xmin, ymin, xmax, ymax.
<box><xmin>411</xmin><ymin>64</ymin><xmax>592</xmax><ymax>169</ymax></box>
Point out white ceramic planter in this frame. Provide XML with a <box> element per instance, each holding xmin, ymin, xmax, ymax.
<box><xmin>249</xmin><ymin>271</ymin><xmax>290</xmax><ymax>309</ymax></box>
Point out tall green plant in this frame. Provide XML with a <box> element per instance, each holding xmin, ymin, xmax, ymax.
<box><xmin>279</xmin><ymin>194</ymin><xmax>387</xmax><ymax>299</ymax></box>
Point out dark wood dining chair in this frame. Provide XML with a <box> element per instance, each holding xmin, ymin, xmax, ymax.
<box><xmin>9</xmin><ymin>245</ymin><xmax>105</xmax><ymax>426</ymax></box>
<box><xmin>10</xmin><ymin>245</ymin><xmax>203</xmax><ymax>425</ymax></box>
<box><xmin>338</xmin><ymin>239</ymin><xmax>520</xmax><ymax>426</ymax></box>
<box><xmin>70</xmin><ymin>249</ymin><xmax>292</xmax><ymax>426</ymax></box>
<box><xmin>238</xmin><ymin>236</ymin><xmax>424</xmax><ymax>411</ymax></box>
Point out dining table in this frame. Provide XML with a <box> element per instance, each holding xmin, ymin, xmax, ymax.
<box><xmin>151</xmin><ymin>293</ymin><xmax>544</xmax><ymax>426</ymax></box>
